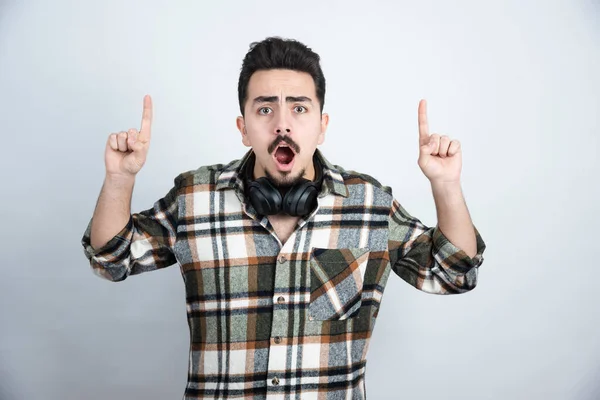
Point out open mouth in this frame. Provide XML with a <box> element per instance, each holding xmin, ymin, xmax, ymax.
<box><xmin>274</xmin><ymin>145</ymin><xmax>295</xmax><ymax>165</ymax></box>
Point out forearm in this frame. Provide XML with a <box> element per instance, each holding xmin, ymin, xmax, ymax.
<box><xmin>90</xmin><ymin>174</ymin><xmax>135</xmax><ymax>250</ymax></box>
<box><xmin>430</xmin><ymin>181</ymin><xmax>477</xmax><ymax>258</ymax></box>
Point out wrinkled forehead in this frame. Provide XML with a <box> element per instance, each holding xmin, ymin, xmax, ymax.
<box><xmin>247</xmin><ymin>69</ymin><xmax>317</xmax><ymax>100</ymax></box>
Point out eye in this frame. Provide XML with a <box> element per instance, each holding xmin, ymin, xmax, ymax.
<box><xmin>258</xmin><ymin>107</ymin><xmax>272</xmax><ymax>115</ymax></box>
<box><xmin>294</xmin><ymin>105</ymin><xmax>307</xmax><ymax>113</ymax></box>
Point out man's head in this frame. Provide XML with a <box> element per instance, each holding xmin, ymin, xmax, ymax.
<box><xmin>236</xmin><ymin>37</ymin><xmax>329</xmax><ymax>189</ymax></box>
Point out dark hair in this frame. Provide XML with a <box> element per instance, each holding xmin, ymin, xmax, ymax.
<box><xmin>237</xmin><ymin>37</ymin><xmax>326</xmax><ymax>116</ymax></box>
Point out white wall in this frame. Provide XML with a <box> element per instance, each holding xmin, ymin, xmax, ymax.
<box><xmin>0</xmin><ymin>0</ymin><xmax>598</xmax><ymax>399</ymax></box>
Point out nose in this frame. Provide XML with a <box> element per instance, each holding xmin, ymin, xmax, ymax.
<box><xmin>274</xmin><ymin>111</ymin><xmax>292</xmax><ymax>135</ymax></box>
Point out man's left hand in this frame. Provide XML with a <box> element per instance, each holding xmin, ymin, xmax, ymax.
<box><xmin>417</xmin><ymin>99</ymin><xmax>462</xmax><ymax>184</ymax></box>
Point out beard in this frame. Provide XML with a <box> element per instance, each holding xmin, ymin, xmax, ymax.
<box><xmin>264</xmin><ymin>167</ymin><xmax>307</xmax><ymax>190</ymax></box>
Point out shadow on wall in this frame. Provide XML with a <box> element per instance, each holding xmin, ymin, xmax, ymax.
<box><xmin>573</xmin><ymin>364</ymin><xmax>600</xmax><ymax>400</ymax></box>
<box><xmin>581</xmin><ymin>0</ymin><xmax>600</xmax><ymax>31</ymax></box>
<box><xmin>0</xmin><ymin>1</ymin><xmax>18</xmax><ymax>33</ymax></box>
<box><xmin>0</xmin><ymin>373</ymin><xmax>20</xmax><ymax>400</ymax></box>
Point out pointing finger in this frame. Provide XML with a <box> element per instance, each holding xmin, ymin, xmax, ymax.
<box><xmin>418</xmin><ymin>99</ymin><xmax>429</xmax><ymax>146</ymax></box>
<box><xmin>139</xmin><ymin>95</ymin><xmax>153</xmax><ymax>143</ymax></box>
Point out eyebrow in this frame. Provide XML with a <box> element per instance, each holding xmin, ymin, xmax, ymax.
<box><xmin>252</xmin><ymin>96</ymin><xmax>313</xmax><ymax>104</ymax></box>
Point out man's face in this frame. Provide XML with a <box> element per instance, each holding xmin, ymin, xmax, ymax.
<box><xmin>236</xmin><ymin>69</ymin><xmax>329</xmax><ymax>188</ymax></box>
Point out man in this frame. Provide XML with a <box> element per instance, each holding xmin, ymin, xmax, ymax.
<box><xmin>82</xmin><ymin>37</ymin><xmax>486</xmax><ymax>399</ymax></box>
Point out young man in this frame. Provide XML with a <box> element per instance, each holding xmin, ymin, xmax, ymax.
<box><xmin>82</xmin><ymin>37</ymin><xmax>486</xmax><ymax>399</ymax></box>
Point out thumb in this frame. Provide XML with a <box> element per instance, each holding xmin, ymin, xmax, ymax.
<box><xmin>127</xmin><ymin>132</ymin><xmax>146</xmax><ymax>152</ymax></box>
<box><xmin>127</xmin><ymin>133</ymin><xmax>149</xmax><ymax>160</ymax></box>
<box><xmin>419</xmin><ymin>139</ymin><xmax>435</xmax><ymax>161</ymax></box>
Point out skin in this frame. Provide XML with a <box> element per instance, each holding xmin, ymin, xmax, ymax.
<box><xmin>417</xmin><ymin>99</ymin><xmax>478</xmax><ymax>258</ymax></box>
<box><xmin>89</xmin><ymin>96</ymin><xmax>152</xmax><ymax>250</ymax></box>
<box><xmin>235</xmin><ymin>69</ymin><xmax>329</xmax><ymax>188</ymax></box>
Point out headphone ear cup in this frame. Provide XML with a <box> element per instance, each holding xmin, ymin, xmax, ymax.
<box><xmin>247</xmin><ymin>177</ymin><xmax>282</xmax><ymax>215</ymax></box>
<box><xmin>282</xmin><ymin>181</ymin><xmax>319</xmax><ymax>216</ymax></box>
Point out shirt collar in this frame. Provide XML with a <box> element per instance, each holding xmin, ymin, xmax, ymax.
<box><xmin>215</xmin><ymin>149</ymin><xmax>349</xmax><ymax>198</ymax></box>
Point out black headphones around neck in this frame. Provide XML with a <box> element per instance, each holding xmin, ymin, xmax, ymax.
<box><xmin>243</xmin><ymin>153</ymin><xmax>323</xmax><ymax>217</ymax></box>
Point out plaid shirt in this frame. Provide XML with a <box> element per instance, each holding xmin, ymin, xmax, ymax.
<box><xmin>81</xmin><ymin>149</ymin><xmax>486</xmax><ymax>399</ymax></box>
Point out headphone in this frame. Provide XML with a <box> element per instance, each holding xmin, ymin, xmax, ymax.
<box><xmin>243</xmin><ymin>153</ymin><xmax>323</xmax><ymax>217</ymax></box>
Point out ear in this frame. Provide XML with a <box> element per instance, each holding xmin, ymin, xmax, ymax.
<box><xmin>236</xmin><ymin>116</ymin><xmax>251</xmax><ymax>147</ymax></box>
<box><xmin>317</xmin><ymin>113</ymin><xmax>329</xmax><ymax>145</ymax></box>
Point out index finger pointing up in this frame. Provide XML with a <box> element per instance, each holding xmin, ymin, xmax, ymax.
<box><xmin>418</xmin><ymin>99</ymin><xmax>430</xmax><ymax>145</ymax></box>
<box><xmin>139</xmin><ymin>95</ymin><xmax>153</xmax><ymax>143</ymax></box>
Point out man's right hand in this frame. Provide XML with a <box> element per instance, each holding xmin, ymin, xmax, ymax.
<box><xmin>105</xmin><ymin>95</ymin><xmax>153</xmax><ymax>178</ymax></box>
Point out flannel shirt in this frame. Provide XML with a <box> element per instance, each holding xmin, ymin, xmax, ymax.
<box><xmin>81</xmin><ymin>149</ymin><xmax>486</xmax><ymax>399</ymax></box>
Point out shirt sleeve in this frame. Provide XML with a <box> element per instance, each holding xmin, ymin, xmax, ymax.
<box><xmin>80</xmin><ymin>178</ymin><xmax>180</xmax><ymax>282</ymax></box>
<box><xmin>387</xmin><ymin>197</ymin><xmax>486</xmax><ymax>294</ymax></box>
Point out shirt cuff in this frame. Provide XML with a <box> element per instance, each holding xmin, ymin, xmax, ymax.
<box><xmin>81</xmin><ymin>216</ymin><xmax>134</xmax><ymax>263</ymax></box>
<box><xmin>432</xmin><ymin>225</ymin><xmax>486</xmax><ymax>273</ymax></box>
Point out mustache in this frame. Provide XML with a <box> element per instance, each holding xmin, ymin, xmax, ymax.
<box><xmin>268</xmin><ymin>135</ymin><xmax>300</xmax><ymax>154</ymax></box>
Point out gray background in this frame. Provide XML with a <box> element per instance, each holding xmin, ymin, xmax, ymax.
<box><xmin>1</xmin><ymin>0</ymin><xmax>598</xmax><ymax>399</ymax></box>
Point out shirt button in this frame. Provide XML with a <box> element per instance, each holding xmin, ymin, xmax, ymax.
<box><xmin>278</xmin><ymin>255</ymin><xmax>287</xmax><ymax>263</ymax></box>
<box><xmin>272</xmin><ymin>377</ymin><xmax>280</xmax><ymax>385</ymax></box>
<box><xmin>277</xmin><ymin>296</ymin><xmax>285</xmax><ymax>304</ymax></box>
<box><xmin>274</xmin><ymin>336</ymin><xmax>281</xmax><ymax>344</ymax></box>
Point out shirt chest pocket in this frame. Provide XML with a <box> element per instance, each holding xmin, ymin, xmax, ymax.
<box><xmin>308</xmin><ymin>247</ymin><xmax>370</xmax><ymax>321</ymax></box>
